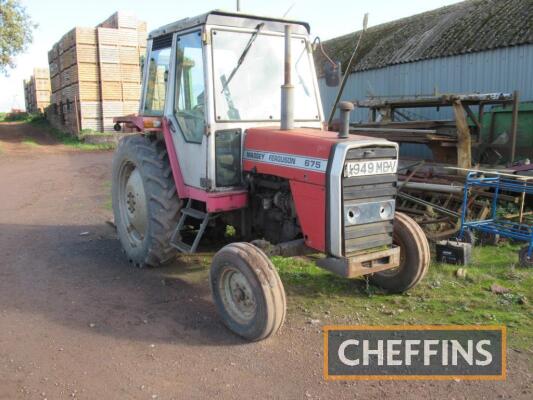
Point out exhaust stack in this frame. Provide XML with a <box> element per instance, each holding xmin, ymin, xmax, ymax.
<box><xmin>338</xmin><ymin>101</ymin><xmax>354</xmax><ymax>139</ymax></box>
<box><xmin>280</xmin><ymin>25</ymin><xmax>294</xmax><ymax>130</ymax></box>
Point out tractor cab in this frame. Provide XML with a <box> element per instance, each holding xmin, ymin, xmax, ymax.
<box><xmin>138</xmin><ymin>11</ymin><xmax>322</xmax><ymax>192</ymax></box>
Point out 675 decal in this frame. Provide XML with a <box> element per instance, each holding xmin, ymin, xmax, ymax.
<box><xmin>304</xmin><ymin>159</ymin><xmax>323</xmax><ymax>170</ymax></box>
<box><xmin>243</xmin><ymin>149</ymin><xmax>328</xmax><ymax>172</ymax></box>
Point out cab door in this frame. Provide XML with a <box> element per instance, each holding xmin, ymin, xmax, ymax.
<box><xmin>141</xmin><ymin>30</ymin><xmax>208</xmax><ymax>190</ymax></box>
<box><xmin>165</xmin><ymin>30</ymin><xmax>208</xmax><ymax>189</ymax></box>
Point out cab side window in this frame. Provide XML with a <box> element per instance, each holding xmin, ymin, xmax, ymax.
<box><xmin>144</xmin><ymin>34</ymin><xmax>172</xmax><ymax>115</ymax></box>
<box><xmin>174</xmin><ymin>32</ymin><xmax>205</xmax><ymax>143</ymax></box>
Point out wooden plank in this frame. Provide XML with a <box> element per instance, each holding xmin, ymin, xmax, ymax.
<box><xmin>119</xmin><ymin>29</ymin><xmax>139</xmax><ymax>47</ymax></box>
<box><xmin>59</xmin><ymin>47</ymin><xmax>76</xmax><ymax>70</ymax></box>
<box><xmin>74</xmin><ymin>27</ymin><xmax>98</xmax><ymax>46</ymax></box>
<box><xmin>102</xmin><ymin>101</ymin><xmax>124</xmax><ymax>117</ymax></box>
<box><xmin>119</xmin><ymin>47</ymin><xmax>140</xmax><ymax>65</ymax></box>
<box><xmin>49</xmin><ymin>61</ymin><xmax>60</xmax><ymax>78</ymax></box>
<box><xmin>120</xmin><ymin>64</ymin><xmax>141</xmax><ymax>82</ymax></box>
<box><xmin>48</xmin><ymin>47</ymin><xmax>59</xmax><ymax>63</ymax></box>
<box><xmin>123</xmin><ymin>100</ymin><xmax>139</xmax><ymax>115</ymax></box>
<box><xmin>100</xmin><ymin>63</ymin><xmax>121</xmax><ymax>81</ymax></box>
<box><xmin>97</xmin><ymin>27</ymin><xmax>120</xmax><ymax>45</ymax></box>
<box><xmin>78</xmin><ymin>82</ymin><xmax>101</xmax><ymax>101</ymax></box>
<box><xmin>122</xmin><ymin>83</ymin><xmax>141</xmax><ymax>100</ymax></box>
<box><xmin>101</xmin><ymin>81</ymin><xmax>122</xmax><ymax>100</ymax></box>
<box><xmin>99</xmin><ymin>46</ymin><xmax>120</xmax><ymax>64</ymax></box>
<box><xmin>61</xmin><ymin>66</ymin><xmax>77</xmax><ymax>87</ymax></box>
<box><xmin>80</xmin><ymin>118</ymin><xmax>103</xmax><ymax>132</ymax></box>
<box><xmin>51</xmin><ymin>75</ymin><xmax>61</xmax><ymax>92</ymax></box>
<box><xmin>33</xmin><ymin>68</ymin><xmax>49</xmax><ymax>79</ymax></box>
<box><xmin>35</xmin><ymin>79</ymin><xmax>51</xmax><ymax>91</ymax></box>
<box><xmin>116</xmin><ymin>12</ymin><xmax>140</xmax><ymax>29</ymax></box>
<box><xmin>75</xmin><ymin>45</ymin><xmax>98</xmax><ymax>64</ymax></box>
<box><xmin>79</xmin><ymin>101</ymin><xmax>102</xmax><ymax>118</ymax></box>
<box><xmin>77</xmin><ymin>63</ymin><xmax>100</xmax><ymax>82</ymax></box>
<box><xmin>452</xmin><ymin>100</ymin><xmax>472</xmax><ymax>172</ymax></box>
<box><xmin>59</xmin><ymin>34</ymin><xmax>70</xmax><ymax>54</ymax></box>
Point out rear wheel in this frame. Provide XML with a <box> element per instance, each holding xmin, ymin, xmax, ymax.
<box><xmin>210</xmin><ymin>242</ymin><xmax>286</xmax><ymax>341</ymax></box>
<box><xmin>369</xmin><ymin>212</ymin><xmax>430</xmax><ymax>293</ymax></box>
<box><xmin>112</xmin><ymin>135</ymin><xmax>181</xmax><ymax>267</ymax></box>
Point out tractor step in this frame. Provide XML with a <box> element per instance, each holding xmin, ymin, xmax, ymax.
<box><xmin>180</xmin><ymin>207</ymin><xmax>207</xmax><ymax>220</ymax></box>
<box><xmin>170</xmin><ymin>200</ymin><xmax>215</xmax><ymax>254</ymax></box>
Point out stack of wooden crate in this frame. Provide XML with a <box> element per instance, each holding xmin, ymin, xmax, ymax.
<box><xmin>47</xmin><ymin>12</ymin><xmax>146</xmax><ymax>135</ymax></box>
<box><xmin>23</xmin><ymin>68</ymin><xmax>51</xmax><ymax>113</ymax></box>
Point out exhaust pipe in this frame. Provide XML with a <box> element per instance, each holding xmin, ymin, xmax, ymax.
<box><xmin>338</xmin><ymin>101</ymin><xmax>353</xmax><ymax>139</ymax></box>
<box><xmin>281</xmin><ymin>25</ymin><xmax>294</xmax><ymax>130</ymax></box>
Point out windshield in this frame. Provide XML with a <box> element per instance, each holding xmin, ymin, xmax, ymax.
<box><xmin>212</xmin><ymin>29</ymin><xmax>320</xmax><ymax>122</ymax></box>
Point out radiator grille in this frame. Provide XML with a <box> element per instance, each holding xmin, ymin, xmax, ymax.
<box><xmin>342</xmin><ymin>146</ymin><xmax>397</xmax><ymax>256</ymax></box>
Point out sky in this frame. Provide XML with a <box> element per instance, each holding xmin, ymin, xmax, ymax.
<box><xmin>0</xmin><ymin>0</ymin><xmax>463</xmax><ymax>111</ymax></box>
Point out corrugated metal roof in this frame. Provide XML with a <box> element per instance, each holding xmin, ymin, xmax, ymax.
<box><xmin>315</xmin><ymin>0</ymin><xmax>533</xmax><ymax>76</ymax></box>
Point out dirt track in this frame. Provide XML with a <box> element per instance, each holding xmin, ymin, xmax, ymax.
<box><xmin>0</xmin><ymin>122</ymin><xmax>531</xmax><ymax>399</ymax></box>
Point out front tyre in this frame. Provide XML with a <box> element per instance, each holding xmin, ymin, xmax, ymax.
<box><xmin>210</xmin><ymin>242</ymin><xmax>286</xmax><ymax>341</ymax></box>
<box><xmin>112</xmin><ymin>135</ymin><xmax>181</xmax><ymax>267</ymax></box>
<box><xmin>369</xmin><ymin>212</ymin><xmax>430</xmax><ymax>293</ymax></box>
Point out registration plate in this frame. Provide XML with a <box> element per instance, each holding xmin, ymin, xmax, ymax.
<box><xmin>344</xmin><ymin>159</ymin><xmax>397</xmax><ymax>178</ymax></box>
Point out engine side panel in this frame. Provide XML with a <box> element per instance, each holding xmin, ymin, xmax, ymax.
<box><xmin>289</xmin><ymin>180</ymin><xmax>326</xmax><ymax>251</ymax></box>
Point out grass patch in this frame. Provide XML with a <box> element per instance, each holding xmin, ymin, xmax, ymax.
<box><xmin>21</xmin><ymin>138</ymin><xmax>40</xmax><ymax>147</ymax></box>
<box><xmin>271</xmin><ymin>242</ymin><xmax>532</xmax><ymax>350</ymax></box>
<box><xmin>164</xmin><ymin>241</ymin><xmax>532</xmax><ymax>351</ymax></box>
<box><xmin>1</xmin><ymin>112</ymin><xmax>41</xmax><ymax>123</ymax></box>
<box><xmin>30</xmin><ymin>118</ymin><xmax>115</xmax><ymax>151</ymax></box>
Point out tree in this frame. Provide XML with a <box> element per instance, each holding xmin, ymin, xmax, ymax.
<box><xmin>0</xmin><ymin>0</ymin><xmax>35</xmax><ymax>74</ymax></box>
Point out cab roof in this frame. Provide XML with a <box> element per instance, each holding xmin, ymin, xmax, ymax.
<box><xmin>148</xmin><ymin>10</ymin><xmax>311</xmax><ymax>39</ymax></box>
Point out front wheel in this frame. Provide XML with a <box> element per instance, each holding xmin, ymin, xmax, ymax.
<box><xmin>210</xmin><ymin>242</ymin><xmax>286</xmax><ymax>341</ymax></box>
<box><xmin>369</xmin><ymin>212</ymin><xmax>430</xmax><ymax>293</ymax></box>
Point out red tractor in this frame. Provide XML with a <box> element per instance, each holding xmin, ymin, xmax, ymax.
<box><xmin>112</xmin><ymin>11</ymin><xmax>430</xmax><ymax>341</ymax></box>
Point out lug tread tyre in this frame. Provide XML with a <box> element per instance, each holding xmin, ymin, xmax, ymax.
<box><xmin>210</xmin><ymin>242</ymin><xmax>286</xmax><ymax>341</ymax></box>
<box><xmin>369</xmin><ymin>212</ymin><xmax>430</xmax><ymax>292</ymax></box>
<box><xmin>112</xmin><ymin>135</ymin><xmax>181</xmax><ymax>267</ymax></box>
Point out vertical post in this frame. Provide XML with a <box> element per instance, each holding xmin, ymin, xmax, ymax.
<box><xmin>74</xmin><ymin>95</ymin><xmax>81</xmax><ymax>136</ymax></box>
<box><xmin>280</xmin><ymin>25</ymin><xmax>294</xmax><ymax>130</ymax></box>
<box><xmin>452</xmin><ymin>99</ymin><xmax>472</xmax><ymax>174</ymax></box>
<box><xmin>236</xmin><ymin>0</ymin><xmax>241</xmax><ymax>11</ymax></box>
<box><xmin>510</xmin><ymin>90</ymin><xmax>519</xmax><ymax>163</ymax></box>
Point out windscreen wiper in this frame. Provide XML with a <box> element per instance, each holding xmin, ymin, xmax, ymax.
<box><xmin>220</xmin><ymin>23</ymin><xmax>265</xmax><ymax>93</ymax></box>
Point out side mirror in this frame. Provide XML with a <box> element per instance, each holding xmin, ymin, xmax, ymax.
<box><xmin>324</xmin><ymin>61</ymin><xmax>341</xmax><ymax>87</ymax></box>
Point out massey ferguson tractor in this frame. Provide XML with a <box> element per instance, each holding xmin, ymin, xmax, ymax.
<box><xmin>112</xmin><ymin>10</ymin><xmax>430</xmax><ymax>341</ymax></box>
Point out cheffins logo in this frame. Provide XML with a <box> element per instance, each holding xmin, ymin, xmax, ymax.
<box><xmin>324</xmin><ymin>325</ymin><xmax>506</xmax><ymax>380</ymax></box>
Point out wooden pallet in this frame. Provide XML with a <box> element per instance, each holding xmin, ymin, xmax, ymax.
<box><xmin>46</xmin><ymin>12</ymin><xmax>146</xmax><ymax>135</ymax></box>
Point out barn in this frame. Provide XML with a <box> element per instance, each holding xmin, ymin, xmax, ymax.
<box><xmin>315</xmin><ymin>0</ymin><xmax>533</xmax><ymax>160</ymax></box>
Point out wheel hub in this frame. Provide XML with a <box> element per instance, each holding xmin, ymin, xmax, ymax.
<box><xmin>119</xmin><ymin>165</ymin><xmax>148</xmax><ymax>244</ymax></box>
<box><xmin>222</xmin><ymin>269</ymin><xmax>257</xmax><ymax>323</ymax></box>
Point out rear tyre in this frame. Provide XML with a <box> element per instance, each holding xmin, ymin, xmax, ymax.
<box><xmin>210</xmin><ymin>242</ymin><xmax>286</xmax><ymax>341</ymax></box>
<box><xmin>519</xmin><ymin>246</ymin><xmax>533</xmax><ymax>268</ymax></box>
<box><xmin>112</xmin><ymin>135</ymin><xmax>181</xmax><ymax>267</ymax></box>
<box><xmin>369</xmin><ymin>212</ymin><xmax>430</xmax><ymax>293</ymax></box>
